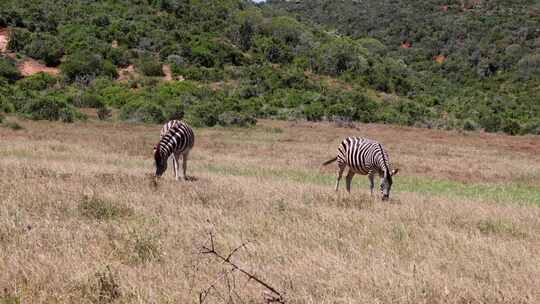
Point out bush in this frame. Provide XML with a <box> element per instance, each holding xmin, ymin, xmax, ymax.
<box><xmin>303</xmin><ymin>102</ymin><xmax>325</xmax><ymax>121</ymax></box>
<box><xmin>7</xmin><ymin>28</ymin><xmax>31</xmax><ymax>52</ymax></box>
<box><xmin>185</xmin><ymin>101</ymin><xmax>219</xmax><ymax>127</ymax></box>
<box><xmin>0</xmin><ymin>56</ymin><xmax>21</xmax><ymax>82</ymax></box>
<box><xmin>61</xmin><ymin>51</ymin><xmax>118</xmax><ymax>82</ymax></box>
<box><xmin>217</xmin><ymin>111</ymin><xmax>257</xmax><ymax>127</ymax></box>
<box><xmin>22</xmin><ymin>96</ymin><xmax>82</xmax><ymax>122</ymax></box>
<box><xmin>97</xmin><ymin>106</ymin><xmax>112</xmax><ymax>121</ymax></box>
<box><xmin>17</xmin><ymin>72</ymin><xmax>57</xmax><ymax>91</ymax></box>
<box><xmin>23</xmin><ymin>33</ymin><xmax>64</xmax><ymax>66</ymax></box>
<box><xmin>172</xmin><ymin>65</ymin><xmax>224</xmax><ymax>82</ymax></box>
<box><xmin>502</xmin><ymin>119</ymin><xmax>521</xmax><ymax>135</ymax></box>
<box><xmin>162</xmin><ymin>100</ymin><xmax>185</xmax><ymax>121</ymax></box>
<box><xmin>0</xmin><ymin>95</ymin><xmax>15</xmax><ymax>113</ymax></box>
<box><xmin>463</xmin><ymin>119</ymin><xmax>479</xmax><ymax>131</ymax></box>
<box><xmin>120</xmin><ymin>99</ymin><xmax>165</xmax><ymax>123</ymax></box>
<box><xmin>74</xmin><ymin>92</ymin><xmax>104</xmax><ymax>108</ymax></box>
<box><xmin>136</xmin><ymin>55</ymin><xmax>164</xmax><ymax>77</ymax></box>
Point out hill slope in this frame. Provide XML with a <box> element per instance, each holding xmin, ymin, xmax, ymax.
<box><xmin>0</xmin><ymin>0</ymin><xmax>539</xmax><ymax>134</ymax></box>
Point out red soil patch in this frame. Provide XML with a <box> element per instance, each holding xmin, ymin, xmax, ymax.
<box><xmin>117</xmin><ymin>64</ymin><xmax>137</xmax><ymax>82</ymax></box>
<box><xmin>401</xmin><ymin>41</ymin><xmax>412</xmax><ymax>49</ymax></box>
<box><xmin>162</xmin><ymin>64</ymin><xmax>173</xmax><ymax>81</ymax></box>
<box><xmin>441</xmin><ymin>5</ymin><xmax>449</xmax><ymax>11</ymax></box>
<box><xmin>0</xmin><ymin>28</ymin><xmax>9</xmax><ymax>53</ymax></box>
<box><xmin>18</xmin><ymin>59</ymin><xmax>60</xmax><ymax>77</ymax></box>
<box><xmin>434</xmin><ymin>54</ymin><xmax>447</xmax><ymax>64</ymax></box>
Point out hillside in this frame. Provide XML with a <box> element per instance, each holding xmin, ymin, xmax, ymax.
<box><xmin>266</xmin><ymin>0</ymin><xmax>540</xmax><ymax>133</ymax></box>
<box><xmin>0</xmin><ymin>0</ymin><xmax>539</xmax><ymax>134</ymax></box>
<box><xmin>1</xmin><ymin>116</ymin><xmax>540</xmax><ymax>302</ymax></box>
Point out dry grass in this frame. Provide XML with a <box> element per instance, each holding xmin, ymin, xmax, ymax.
<box><xmin>1</xmin><ymin>117</ymin><xmax>540</xmax><ymax>303</ymax></box>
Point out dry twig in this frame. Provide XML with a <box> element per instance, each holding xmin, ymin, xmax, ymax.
<box><xmin>199</xmin><ymin>232</ymin><xmax>286</xmax><ymax>304</ymax></box>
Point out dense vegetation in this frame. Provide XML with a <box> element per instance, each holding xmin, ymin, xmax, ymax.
<box><xmin>0</xmin><ymin>0</ymin><xmax>539</xmax><ymax>134</ymax></box>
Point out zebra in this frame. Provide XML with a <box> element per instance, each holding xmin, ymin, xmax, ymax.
<box><xmin>154</xmin><ymin>120</ymin><xmax>195</xmax><ymax>182</ymax></box>
<box><xmin>323</xmin><ymin>137</ymin><xmax>399</xmax><ymax>201</ymax></box>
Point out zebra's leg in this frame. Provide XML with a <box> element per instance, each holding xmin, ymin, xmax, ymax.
<box><xmin>182</xmin><ymin>151</ymin><xmax>189</xmax><ymax>181</ymax></box>
<box><xmin>345</xmin><ymin>170</ymin><xmax>355</xmax><ymax>193</ymax></box>
<box><xmin>173</xmin><ymin>151</ymin><xmax>181</xmax><ymax>181</ymax></box>
<box><xmin>368</xmin><ymin>173</ymin><xmax>375</xmax><ymax>197</ymax></box>
<box><xmin>335</xmin><ymin>164</ymin><xmax>345</xmax><ymax>191</ymax></box>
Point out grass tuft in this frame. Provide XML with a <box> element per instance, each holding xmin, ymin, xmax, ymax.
<box><xmin>130</xmin><ymin>229</ymin><xmax>162</xmax><ymax>263</ymax></box>
<box><xmin>78</xmin><ymin>196</ymin><xmax>134</xmax><ymax>221</ymax></box>
<box><xmin>477</xmin><ymin>219</ymin><xmax>527</xmax><ymax>238</ymax></box>
<box><xmin>3</xmin><ymin>121</ymin><xmax>24</xmax><ymax>130</ymax></box>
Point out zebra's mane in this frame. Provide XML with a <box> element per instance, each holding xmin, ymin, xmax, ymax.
<box><xmin>378</xmin><ymin>143</ymin><xmax>390</xmax><ymax>176</ymax></box>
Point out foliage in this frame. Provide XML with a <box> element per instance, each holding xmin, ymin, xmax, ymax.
<box><xmin>0</xmin><ymin>0</ymin><xmax>538</xmax><ymax>133</ymax></box>
<box><xmin>21</xmin><ymin>95</ymin><xmax>83</xmax><ymax>123</ymax></box>
<box><xmin>61</xmin><ymin>51</ymin><xmax>117</xmax><ymax>82</ymax></box>
<box><xmin>0</xmin><ymin>56</ymin><xmax>21</xmax><ymax>82</ymax></box>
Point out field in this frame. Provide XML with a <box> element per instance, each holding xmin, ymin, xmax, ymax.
<box><xmin>1</xmin><ymin>115</ymin><xmax>540</xmax><ymax>303</ymax></box>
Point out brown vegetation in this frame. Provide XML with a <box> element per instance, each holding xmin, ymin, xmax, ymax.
<box><xmin>1</xmin><ymin>117</ymin><xmax>539</xmax><ymax>303</ymax></box>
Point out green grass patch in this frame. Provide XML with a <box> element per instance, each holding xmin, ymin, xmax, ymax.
<box><xmin>477</xmin><ymin>219</ymin><xmax>527</xmax><ymax>238</ymax></box>
<box><xmin>199</xmin><ymin>163</ymin><xmax>540</xmax><ymax>205</ymax></box>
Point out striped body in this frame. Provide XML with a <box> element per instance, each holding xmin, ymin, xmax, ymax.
<box><xmin>337</xmin><ymin>137</ymin><xmax>392</xmax><ymax>176</ymax></box>
<box><xmin>323</xmin><ymin>137</ymin><xmax>399</xmax><ymax>200</ymax></box>
<box><xmin>154</xmin><ymin>120</ymin><xmax>195</xmax><ymax>181</ymax></box>
<box><xmin>160</xmin><ymin>119</ymin><xmax>182</xmax><ymax>138</ymax></box>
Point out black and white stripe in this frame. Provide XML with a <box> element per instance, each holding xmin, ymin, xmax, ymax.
<box><xmin>154</xmin><ymin>120</ymin><xmax>195</xmax><ymax>181</ymax></box>
<box><xmin>160</xmin><ymin>119</ymin><xmax>182</xmax><ymax>138</ymax></box>
<box><xmin>323</xmin><ymin>137</ymin><xmax>399</xmax><ymax>200</ymax></box>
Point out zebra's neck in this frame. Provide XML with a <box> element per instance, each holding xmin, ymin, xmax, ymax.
<box><xmin>378</xmin><ymin>143</ymin><xmax>390</xmax><ymax>176</ymax></box>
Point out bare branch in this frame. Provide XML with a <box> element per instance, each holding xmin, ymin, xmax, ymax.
<box><xmin>199</xmin><ymin>233</ymin><xmax>286</xmax><ymax>303</ymax></box>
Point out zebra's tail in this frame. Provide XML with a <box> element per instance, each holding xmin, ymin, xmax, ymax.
<box><xmin>322</xmin><ymin>157</ymin><xmax>338</xmax><ymax>166</ymax></box>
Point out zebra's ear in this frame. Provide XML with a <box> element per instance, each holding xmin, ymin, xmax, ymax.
<box><xmin>391</xmin><ymin>168</ymin><xmax>399</xmax><ymax>176</ymax></box>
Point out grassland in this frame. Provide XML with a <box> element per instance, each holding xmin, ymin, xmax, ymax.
<box><xmin>1</xmin><ymin>115</ymin><xmax>540</xmax><ymax>303</ymax></box>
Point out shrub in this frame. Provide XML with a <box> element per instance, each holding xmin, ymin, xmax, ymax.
<box><xmin>136</xmin><ymin>55</ymin><xmax>164</xmax><ymax>77</ymax></box>
<box><xmin>7</xmin><ymin>28</ymin><xmax>31</xmax><ymax>52</ymax></box>
<box><xmin>17</xmin><ymin>72</ymin><xmax>57</xmax><ymax>91</ymax></box>
<box><xmin>162</xmin><ymin>100</ymin><xmax>185</xmax><ymax>121</ymax></box>
<box><xmin>172</xmin><ymin>65</ymin><xmax>224</xmax><ymax>82</ymax></box>
<box><xmin>61</xmin><ymin>51</ymin><xmax>118</xmax><ymax>82</ymax></box>
<box><xmin>303</xmin><ymin>102</ymin><xmax>325</xmax><ymax>121</ymax></box>
<box><xmin>463</xmin><ymin>119</ymin><xmax>479</xmax><ymax>131</ymax></box>
<box><xmin>502</xmin><ymin>119</ymin><xmax>521</xmax><ymax>135</ymax></box>
<box><xmin>0</xmin><ymin>95</ymin><xmax>15</xmax><ymax>113</ymax></box>
<box><xmin>184</xmin><ymin>101</ymin><xmax>219</xmax><ymax>127</ymax></box>
<box><xmin>23</xmin><ymin>33</ymin><xmax>64</xmax><ymax>66</ymax></box>
<box><xmin>97</xmin><ymin>106</ymin><xmax>112</xmax><ymax>121</ymax></box>
<box><xmin>217</xmin><ymin>111</ymin><xmax>257</xmax><ymax>127</ymax></box>
<box><xmin>120</xmin><ymin>99</ymin><xmax>165</xmax><ymax>123</ymax></box>
<box><xmin>0</xmin><ymin>56</ymin><xmax>21</xmax><ymax>82</ymax></box>
<box><xmin>22</xmin><ymin>96</ymin><xmax>81</xmax><ymax>122</ymax></box>
<box><xmin>516</xmin><ymin>54</ymin><xmax>540</xmax><ymax>80</ymax></box>
<box><xmin>74</xmin><ymin>92</ymin><xmax>104</xmax><ymax>108</ymax></box>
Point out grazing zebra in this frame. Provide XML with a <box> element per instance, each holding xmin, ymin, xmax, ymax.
<box><xmin>323</xmin><ymin>137</ymin><xmax>399</xmax><ymax>201</ymax></box>
<box><xmin>154</xmin><ymin>120</ymin><xmax>195</xmax><ymax>182</ymax></box>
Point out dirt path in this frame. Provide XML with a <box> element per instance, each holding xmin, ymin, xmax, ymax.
<box><xmin>18</xmin><ymin>59</ymin><xmax>60</xmax><ymax>76</ymax></box>
<box><xmin>0</xmin><ymin>28</ymin><xmax>9</xmax><ymax>53</ymax></box>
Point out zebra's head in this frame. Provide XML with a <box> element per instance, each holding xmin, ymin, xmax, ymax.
<box><xmin>380</xmin><ymin>168</ymin><xmax>399</xmax><ymax>201</ymax></box>
<box><xmin>154</xmin><ymin>147</ymin><xmax>167</xmax><ymax>178</ymax></box>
